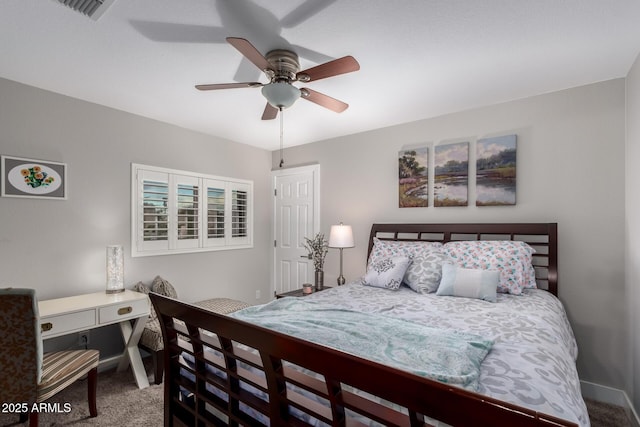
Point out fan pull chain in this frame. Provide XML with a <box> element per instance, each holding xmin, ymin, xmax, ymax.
<box><xmin>279</xmin><ymin>107</ymin><xmax>285</xmax><ymax>168</ymax></box>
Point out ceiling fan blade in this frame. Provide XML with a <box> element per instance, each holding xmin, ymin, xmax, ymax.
<box><xmin>291</xmin><ymin>44</ymin><xmax>334</xmax><ymax>64</ymax></box>
<box><xmin>226</xmin><ymin>37</ymin><xmax>270</xmax><ymax>71</ymax></box>
<box><xmin>300</xmin><ymin>88</ymin><xmax>348</xmax><ymax>113</ymax></box>
<box><xmin>130</xmin><ymin>20</ymin><xmax>227</xmax><ymax>43</ymax></box>
<box><xmin>298</xmin><ymin>56</ymin><xmax>360</xmax><ymax>82</ymax></box>
<box><xmin>195</xmin><ymin>82</ymin><xmax>262</xmax><ymax>91</ymax></box>
<box><xmin>280</xmin><ymin>0</ymin><xmax>337</xmax><ymax>28</ymax></box>
<box><xmin>261</xmin><ymin>103</ymin><xmax>279</xmax><ymax>120</ymax></box>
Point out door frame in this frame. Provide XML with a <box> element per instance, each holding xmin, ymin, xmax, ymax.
<box><xmin>271</xmin><ymin>164</ymin><xmax>321</xmax><ymax>298</ymax></box>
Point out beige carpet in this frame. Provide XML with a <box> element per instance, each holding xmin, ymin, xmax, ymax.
<box><xmin>585</xmin><ymin>398</ymin><xmax>633</xmax><ymax>427</ymax></box>
<box><xmin>0</xmin><ymin>366</ymin><xmax>163</xmax><ymax>426</ymax></box>
<box><xmin>0</xmin><ymin>364</ymin><xmax>632</xmax><ymax>426</ymax></box>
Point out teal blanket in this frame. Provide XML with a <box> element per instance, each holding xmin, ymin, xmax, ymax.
<box><xmin>231</xmin><ymin>298</ymin><xmax>493</xmax><ymax>391</ymax></box>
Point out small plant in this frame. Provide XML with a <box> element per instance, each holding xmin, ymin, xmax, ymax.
<box><xmin>303</xmin><ymin>233</ymin><xmax>329</xmax><ymax>272</ymax></box>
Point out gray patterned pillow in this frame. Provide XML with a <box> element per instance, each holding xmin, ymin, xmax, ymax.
<box><xmin>133</xmin><ymin>281</ymin><xmax>149</xmax><ymax>294</ymax></box>
<box><xmin>133</xmin><ymin>281</ymin><xmax>157</xmax><ymax>320</ymax></box>
<box><xmin>151</xmin><ymin>275</ymin><xmax>178</xmax><ymax>299</ymax></box>
<box><xmin>367</xmin><ymin>238</ymin><xmax>443</xmax><ymax>267</ymax></box>
<box><xmin>362</xmin><ymin>256</ymin><xmax>412</xmax><ymax>290</ymax></box>
<box><xmin>404</xmin><ymin>251</ymin><xmax>452</xmax><ymax>294</ymax></box>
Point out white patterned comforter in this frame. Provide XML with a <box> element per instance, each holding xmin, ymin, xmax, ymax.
<box><xmin>298</xmin><ymin>282</ymin><xmax>589</xmax><ymax>427</ymax></box>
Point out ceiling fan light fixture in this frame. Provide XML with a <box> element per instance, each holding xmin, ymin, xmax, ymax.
<box><xmin>262</xmin><ymin>82</ymin><xmax>301</xmax><ymax>109</ymax></box>
<box><xmin>197</xmin><ymin>38</ymin><xmax>360</xmax><ymax>119</ymax></box>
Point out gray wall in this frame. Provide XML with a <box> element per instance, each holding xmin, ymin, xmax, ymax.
<box><xmin>0</xmin><ymin>73</ymin><xmax>633</xmax><ymax>402</ymax></box>
<box><xmin>0</xmin><ymin>77</ymin><xmax>273</xmax><ymax>307</ymax></box>
<box><xmin>273</xmin><ymin>79</ymin><xmax>628</xmax><ymax>393</ymax></box>
<box><xmin>626</xmin><ymin>54</ymin><xmax>640</xmax><ymax>411</ymax></box>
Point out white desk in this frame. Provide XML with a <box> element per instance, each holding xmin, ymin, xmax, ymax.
<box><xmin>39</xmin><ymin>290</ymin><xmax>150</xmax><ymax>389</ymax></box>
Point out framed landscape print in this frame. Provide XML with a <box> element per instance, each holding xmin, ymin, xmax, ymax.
<box><xmin>476</xmin><ymin>135</ymin><xmax>516</xmax><ymax>206</ymax></box>
<box><xmin>434</xmin><ymin>142</ymin><xmax>468</xmax><ymax>207</ymax></box>
<box><xmin>1</xmin><ymin>155</ymin><xmax>67</xmax><ymax>199</ymax></box>
<box><xmin>398</xmin><ymin>146</ymin><xmax>428</xmax><ymax>207</ymax></box>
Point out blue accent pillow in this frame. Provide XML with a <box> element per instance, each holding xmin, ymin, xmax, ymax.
<box><xmin>436</xmin><ymin>263</ymin><xmax>499</xmax><ymax>302</ymax></box>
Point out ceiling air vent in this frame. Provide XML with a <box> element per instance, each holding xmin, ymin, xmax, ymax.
<box><xmin>55</xmin><ymin>0</ymin><xmax>117</xmax><ymax>21</ymax></box>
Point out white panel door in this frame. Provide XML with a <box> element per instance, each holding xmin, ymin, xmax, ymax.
<box><xmin>272</xmin><ymin>165</ymin><xmax>320</xmax><ymax>297</ymax></box>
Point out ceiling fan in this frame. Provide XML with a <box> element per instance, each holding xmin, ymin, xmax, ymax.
<box><xmin>195</xmin><ymin>37</ymin><xmax>360</xmax><ymax>120</ymax></box>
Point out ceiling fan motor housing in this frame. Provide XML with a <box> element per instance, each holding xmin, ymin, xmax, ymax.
<box><xmin>265</xmin><ymin>49</ymin><xmax>303</xmax><ymax>82</ymax></box>
<box><xmin>261</xmin><ymin>49</ymin><xmax>304</xmax><ymax>108</ymax></box>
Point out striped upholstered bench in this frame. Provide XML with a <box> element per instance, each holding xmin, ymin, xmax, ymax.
<box><xmin>140</xmin><ymin>296</ymin><xmax>250</xmax><ymax>384</ymax></box>
<box><xmin>134</xmin><ymin>276</ymin><xmax>251</xmax><ymax>384</ymax></box>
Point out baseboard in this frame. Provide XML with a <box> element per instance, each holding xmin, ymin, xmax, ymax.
<box><xmin>581</xmin><ymin>381</ymin><xmax>640</xmax><ymax>427</ymax></box>
<box><xmin>96</xmin><ymin>354</ymin><xmax>124</xmax><ymax>373</ymax></box>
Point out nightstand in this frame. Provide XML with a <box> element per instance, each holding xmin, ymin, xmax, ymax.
<box><xmin>276</xmin><ymin>286</ymin><xmax>331</xmax><ymax>299</ymax></box>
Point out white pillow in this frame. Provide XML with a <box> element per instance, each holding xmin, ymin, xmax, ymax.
<box><xmin>363</xmin><ymin>256</ymin><xmax>413</xmax><ymax>290</ymax></box>
<box><xmin>436</xmin><ymin>263</ymin><xmax>499</xmax><ymax>302</ymax></box>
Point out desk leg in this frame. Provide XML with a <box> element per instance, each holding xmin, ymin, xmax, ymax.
<box><xmin>117</xmin><ymin>316</ymin><xmax>150</xmax><ymax>389</ymax></box>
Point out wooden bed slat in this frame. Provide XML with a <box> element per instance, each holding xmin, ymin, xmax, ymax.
<box><xmin>341</xmin><ymin>390</ymin><xmax>412</xmax><ymax>426</ymax></box>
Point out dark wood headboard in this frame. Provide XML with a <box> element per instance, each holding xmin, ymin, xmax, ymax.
<box><xmin>368</xmin><ymin>223</ymin><xmax>558</xmax><ymax>295</ymax></box>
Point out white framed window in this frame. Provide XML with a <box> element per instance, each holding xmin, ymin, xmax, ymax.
<box><xmin>132</xmin><ymin>163</ymin><xmax>253</xmax><ymax>257</ymax></box>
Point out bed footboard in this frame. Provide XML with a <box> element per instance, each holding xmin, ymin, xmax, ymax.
<box><xmin>150</xmin><ymin>293</ymin><xmax>577</xmax><ymax>427</ymax></box>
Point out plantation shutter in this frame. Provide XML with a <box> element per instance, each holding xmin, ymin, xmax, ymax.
<box><xmin>204</xmin><ymin>179</ymin><xmax>226</xmax><ymax>247</ymax></box>
<box><xmin>173</xmin><ymin>174</ymin><xmax>201</xmax><ymax>250</ymax></box>
<box><xmin>132</xmin><ymin>164</ymin><xmax>252</xmax><ymax>257</ymax></box>
<box><xmin>136</xmin><ymin>169</ymin><xmax>170</xmax><ymax>253</ymax></box>
<box><xmin>229</xmin><ymin>182</ymin><xmax>251</xmax><ymax>245</ymax></box>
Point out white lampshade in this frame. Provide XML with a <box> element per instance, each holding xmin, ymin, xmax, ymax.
<box><xmin>106</xmin><ymin>245</ymin><xmax>125</xmax><ymax>294</ymax></box>
<box><xmin>261</xmin><ymin>82</ymin><xmax>301</xmax><ymax>108</ymax></box>
<box><xmin>329</xmin><ymin>224</ymin><xmax>354</xmax><ymax>248</ymax></box>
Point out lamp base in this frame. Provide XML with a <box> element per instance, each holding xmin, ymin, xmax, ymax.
<box><xmin>336</xmin><ymin>275</ymin><xmax>346</xmax><ymax>286</ymax></box>
<box><xmin>106</xmin><ymin>288</ymin><xmax>125</xmax><ymax>294</ymax></box>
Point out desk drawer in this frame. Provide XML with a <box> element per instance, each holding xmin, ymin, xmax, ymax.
<box><xmin>40</xmin><ymin>309</ymin><xmax>96</xmax><ymax>338</ymax></box>
<box><xmin>99</xmin><ymin>298</ymin><xmax>148</xmax><ymax>324</ymax></box>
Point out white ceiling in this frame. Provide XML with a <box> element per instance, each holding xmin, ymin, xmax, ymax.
<box><xmin>1</xmin><ymin>0</ymin><xmax>640</xmax><ymax>151</ymax></box>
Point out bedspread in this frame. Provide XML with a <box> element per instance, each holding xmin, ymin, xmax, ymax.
<box><xmin>301</xmin><ymin>282</ymin><xmax>588</xmax><ymax>426</ymax></box>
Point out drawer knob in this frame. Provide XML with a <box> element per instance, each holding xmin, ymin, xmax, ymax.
<box><xmin>118</xmin><ymin>306</ymin><xmax>133</xmax><ymax>315</ymax></box>
<box><xmin>41</xmin><ymin>322</ymin><xmax>53</xmax><ymax>332</ymax></box>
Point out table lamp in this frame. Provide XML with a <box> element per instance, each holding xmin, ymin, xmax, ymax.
<box><xmin>106</xmin><ymin>245</ymin><xmax>125</xmax><ymax>293</ymax></box>
<box><xmin>328</xmin><ymin>223</ymin><xmax>354</xmax><ymax>286</ymax></box>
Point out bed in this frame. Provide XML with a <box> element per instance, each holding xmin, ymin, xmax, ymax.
<box><xmin>150</xmin><ymin>222</ymin><xmax>587</xmax><ymax>427</ymax></box>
